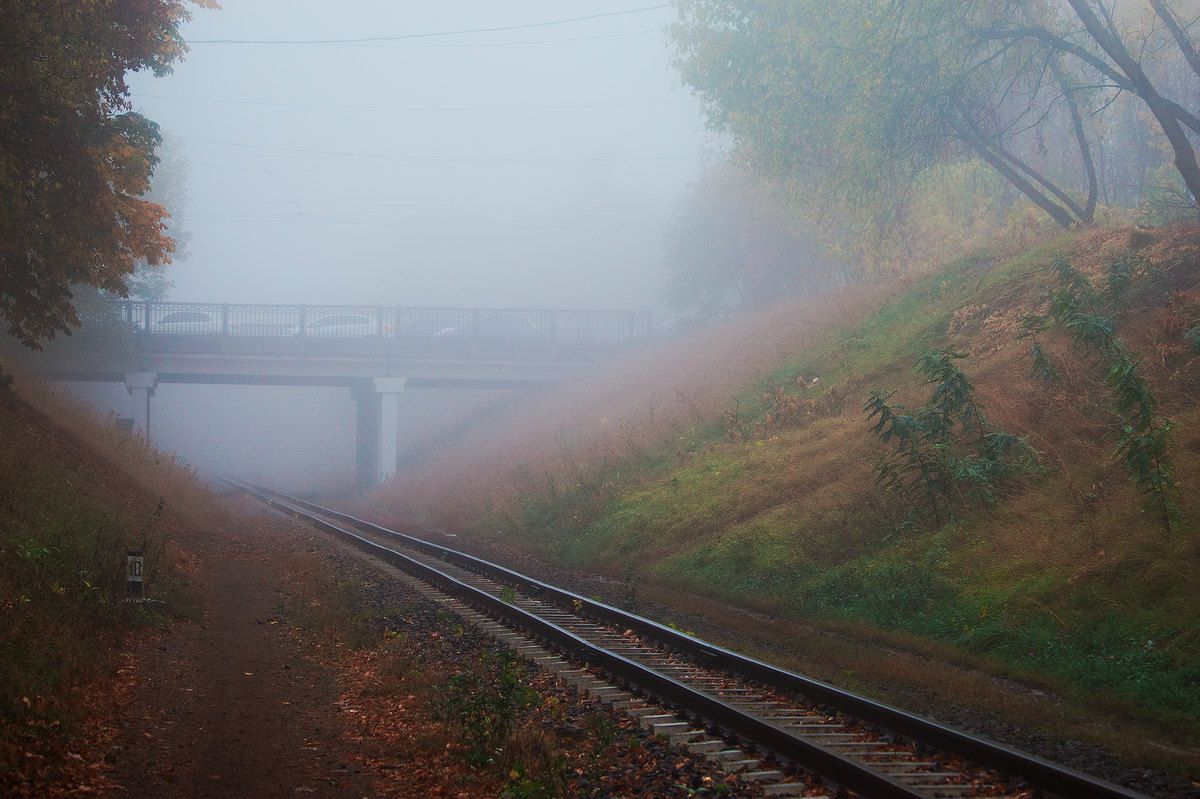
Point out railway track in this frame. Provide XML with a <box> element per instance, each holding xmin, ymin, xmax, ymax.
<box><xmin>230</xmin><ymin>479</ymin><xmax>1147</xmax><ymax>799</ymax></box>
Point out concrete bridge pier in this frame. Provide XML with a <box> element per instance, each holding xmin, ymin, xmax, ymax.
<box><xmin>352</xmin><ymin>384</ymin><xmax>380</xmax><ymax>490</ymax></box>
<box><xmin>353</xmin><ymin>377</ymin><xmax>407</xmax><ymax>488</ymax></box>
<box><xmin>125</xmin><ymin>372</ymin><xmax>158</xmax><ymax>439</ymax></box>
<box><xmin>375</xmin><ymin>377</ymin><xmax>405</xmax><ymax>484</ymax></box>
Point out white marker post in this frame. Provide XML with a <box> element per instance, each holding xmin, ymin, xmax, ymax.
<box><xmin>126</xmin><ymin>550</ymin><xmax>144</xmax><ymax>597</ymax></box>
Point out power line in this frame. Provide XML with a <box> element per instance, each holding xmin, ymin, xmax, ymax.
<box><xmin>186</xmin><ymin>199</ymin><xmax>653</xmax><ymax>212</ymax></box>
<box><xmin>186</xmin><ymin>4</ymin><xmax>670</xmax><ymax>45</ymax></box>
<box><xmin>187</xmin><ymin>148</ymin><xmax>695</xmax><ymax>164</ymax></box>
<box><xmin>329</xmin><ymin>28</ymin><xmax>658</xmax><ymax>49</ymax></box>
<box><xmin>133</xmin><ymin>92</ymin><xmax>695</xmax><ymax>112</ymax></box>
<box><xmin>184</xmin><ymin>216</ymin><xmax>664</xmax><ymax>230</ymax></box>
<box><xmin>181</xmin><ymin>137</ymin><xmax>695</xmax><ymax>164</ymax></box>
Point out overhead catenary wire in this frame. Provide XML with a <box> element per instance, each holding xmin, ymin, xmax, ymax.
<box><xmin>185</xmin><ymin>199</ymin><xmax>666</xmax><ymax>212</ymax></box>
<box><xmin>184</xmin><ymin>4</ymin><xmax>670</xmax><ymax>45</ymax></box>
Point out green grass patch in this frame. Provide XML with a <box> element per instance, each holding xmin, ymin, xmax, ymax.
<box><xmin>656</xmin><ymin>523</ymin><xmax>1200</xmax><ymax>729</ymax></box>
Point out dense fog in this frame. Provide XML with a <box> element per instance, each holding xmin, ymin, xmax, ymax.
<box><xmin>130</xmin><ymin>1</ymin><xmax>704</xmax><ymax>306</ymax></box>
<box><xmin>27</xmin><ymin>0</ymin><xmax>1200</xmax><ymax>491</ymax></box>
<box><xmin>59</xmin><ymin>2</ymin><xmax>706</xmax><ymax>488</ymax></box>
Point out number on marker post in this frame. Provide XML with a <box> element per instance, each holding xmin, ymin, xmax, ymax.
<box><xmin>126</xmin><ymin>550</ymin><xmax>144</xmax><ymax>597</ymax></box>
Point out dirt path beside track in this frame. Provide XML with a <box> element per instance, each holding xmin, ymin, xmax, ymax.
<box><xmin>105</xmin><ymin>519</ymin><xmax>367</xmax><ymax>799</ymax></box>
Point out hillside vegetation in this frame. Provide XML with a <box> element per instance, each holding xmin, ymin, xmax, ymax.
<box><xmin>374</xmin><ymin>225</ymin><xmax>1200</xmax><ymax>750</ymax></box>
<box><xmin>0</xmin><ymin>377</ymin><xmax>218</xmax><ymax>796</ymax></box>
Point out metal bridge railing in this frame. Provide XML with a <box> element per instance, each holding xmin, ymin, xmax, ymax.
<box><xmin>112</xmin><ymin>301</ymin><xmax>652</xmax><ymax>344</ymax></box>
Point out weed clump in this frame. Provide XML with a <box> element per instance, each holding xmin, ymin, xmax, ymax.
<box><xmin>1027</xmin><ymin>254</ymin><xmax>1179</xmax><ymax>530</ymax></box>
<box><xmin>864</xmin><ymin>351</ymin><xmax>1037</xmax><ymax>523</ymax></box>
<box><xmin>437</xmin><ymin>648</ymin><xmax>538</xmax><ymax>766</ymax></box>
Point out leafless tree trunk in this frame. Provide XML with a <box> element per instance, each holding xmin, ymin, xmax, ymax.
<box><xmin>1065</xmin><ymin>0</ymin><xmax>1200</xmax><ymax>207</ymax></box>
<box><xmin>1050</xmin><ymin>58</ymin><xmax>1098</xmax><ymax>221</ymax></box>
<box><xmin>1149</xmin><ymin>0</ymin><xmax>1200</xmax><ymax>79</ymax></box>
<box><xmin>950</xmin><ymin>104</ymin><xmax>1079</xmax><ymax>228</ymax></box>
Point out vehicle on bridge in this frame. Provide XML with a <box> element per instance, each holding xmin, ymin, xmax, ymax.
<box><xmin>305</xmin><ymin>313</ymin><xmax>392</xmax><ymax>338</ymax></box>
<box><xmin>432</xmin><ymin>314</ymin><xmax>547</xmax><ymax>342</ymax></box>
<box><xmin>153</xmin><ymin>310</ymin><xmax>221</xmax><ymax>334</ymax></box>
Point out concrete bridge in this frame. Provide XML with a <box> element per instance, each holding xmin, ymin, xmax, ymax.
<box><xmin>43</xmin><ymin>301</ymin><xmax>653</xmax><ymax>486</ymax></box>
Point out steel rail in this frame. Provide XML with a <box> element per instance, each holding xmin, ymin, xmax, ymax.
<box><xmin>235</xmin><ymin>479</ymin><xmax>1147</xmax><ymax>799</ymax></box>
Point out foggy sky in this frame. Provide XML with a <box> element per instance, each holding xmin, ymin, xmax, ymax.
<box><xmin>63</xmin><ymin>2</ymin><xmax>707</xmax><ymax>490</ymax></box>
<box><xmin>129</xmin><ymin>1</ymin><xmax>706</xmax><ymax>310</ymax></box>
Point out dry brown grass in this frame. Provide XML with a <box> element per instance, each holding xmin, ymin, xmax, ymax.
<box><xmin>367</xmin><ymin>284</ymin><xmax>888</xmax><ymax>527</ymax></box>
<box><xmin>6</xmin><ymin>369</ymin><xmax>225</xmax><ymax>529</ymax></box>
<box><xmin>370</xmin><ymin>226</ymin><xmax>1200</xmax><ymax>559</ymax></box>
<box><xmin>883</xmin><ymin>225</ymin><xmax>1200</xmax><ymax>583</ymax></box>
<box><xmin>367</xmin><ymin>219</ymin><xmax>1074</xmax><ymax>537</ymax></box>
<box><xmin>1</xmin><ymin>371</ymin><xmax>222</xmax><ymax>797</ymax></box>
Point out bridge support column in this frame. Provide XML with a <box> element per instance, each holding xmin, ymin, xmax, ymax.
<box><xmin>374</xmin><ymin>377</ymin><xmax>406</xmax><ymax>484</ymax></box>
<box><xmin>352</xmin><ymin>383</ymin><xmax>380</xmax><ymax>489</ymax></box>
<box><xmin>124</xmin><ymin>372</ymin><xmax>158</xmax><ymax>439</ymax></box>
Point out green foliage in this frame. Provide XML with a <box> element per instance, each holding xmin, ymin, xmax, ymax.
<box><xmin>657</xmin><ymin>525</ymin><xmax>1200</xmax><ymax>728</ymax></box>
<box><xmin>1019</xmin><ymin>311</ymin><xmax>1063</xmax><ymax>385</ymax></box>
<box><xmin>501</xmin><ymin>768</ymin><xmax>561</xmax><ymax>799</ymax></box>
<box><xmin>1029</xmin><ymin>342</ymin><xmax>1062</xmax><ymax>384</ymax></box>
<box><xmin>674</xmin><ymin>1</ymin><xmax>979</xmax><ymax>208</ymax></box>
<box><xmin>670</xmin><ymin>0</ymin><xmax>1147</xmax><ymax>236</ymax></box>
<box><xmin>437</xmin><ymin>649</ymin><xmax>537</xmax><ymax>766</ymax></box>
<box><xmin>1044</xmin><ymin>256</ymin><xmax>1178</xmax><ymax>530</ymax></box>
<box><xmin>865</xmin><ymin>352</ymin><xmax>1037</xmax><ymax>520</ymax></box>
<box><xmin>583</xmin><ymin>713</ymin><xmax>617</xmax><ymax>748</ymax></box>
<box><xmin>1135</xmin><ymin>164</ymin><xmax>1199</xmax><ymax>226</ymax></box>
<box><xmin>1104</xmin><ymin>252</ymin><xmax>1142</xmax><ymax>306</ymax></box>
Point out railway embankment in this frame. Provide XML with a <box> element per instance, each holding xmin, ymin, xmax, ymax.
<box><xmin>0</xmin><ymin>379</ymin><xmax>212</xmax><ymax>796</ymax></box>
<box><xmin>369</xmin><ymin>224</ymin><xmax>1200</xmax><ymax>787</ymax></box>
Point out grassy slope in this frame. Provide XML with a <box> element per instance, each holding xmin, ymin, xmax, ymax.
<box><xmin>0</xmin><ymin>381</ymin><xmax>216</xmax><ymax>796</ymax></box>
<box><xmin>482</xmin><ymin>226</ymin><xmax>1200</xmax><ymax>739</ymax></box>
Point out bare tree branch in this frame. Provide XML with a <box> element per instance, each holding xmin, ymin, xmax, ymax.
<box><xmin>1051</xmin><ymin>58</ymin><xmax>1098</xmax><ymax>221</ymax></box>
<box><xmin>1149</xmin><ymin>0</ymin><xmax>1200</xmax><ymax>79</ymax></box>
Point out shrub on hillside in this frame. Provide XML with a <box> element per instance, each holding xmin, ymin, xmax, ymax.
<box><xmin>864</xmin><ymin>351</ymin><xmax>1038</xmax><ymax>522</ymax></box>
<box><xmin>1023</xmin><ymin>254</ymin><xmax>1180</xmax><ymax>531</ymax></box>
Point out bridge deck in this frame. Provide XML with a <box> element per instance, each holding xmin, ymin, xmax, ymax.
<box><xmin>107</xmin><ymin>301</ymin><xmax>652</xmax><ymax>348</ymax></box>
<box><xmin>44</xmin><ymin>300</ymin><xmax>653</xmax><ymax>387</ymax></box>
